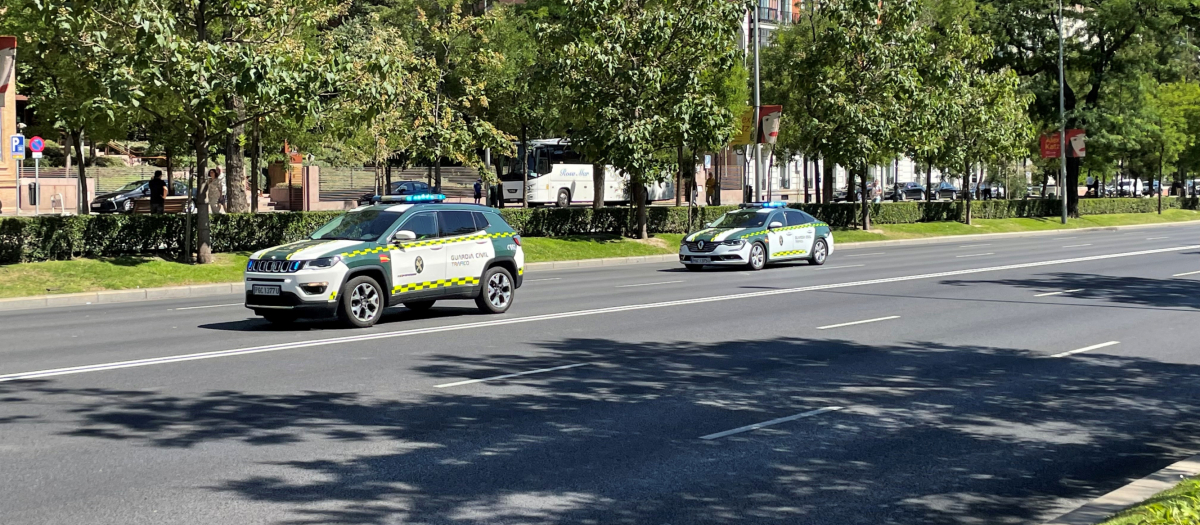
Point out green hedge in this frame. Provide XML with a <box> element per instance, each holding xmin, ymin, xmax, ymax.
<box><xmin>2</xmin><ymin>198</ymin><xmax>1196</xmax><ymax>264</ymax></box>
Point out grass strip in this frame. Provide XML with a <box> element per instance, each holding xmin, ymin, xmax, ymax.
<box><xmin>833</xmin><ymin>209</ymin><xmax>1200</xmax><ymax>244</ymax></box>
<box><xmin>1098</xmin><ymin>475</ymin><xmax>1200</xmax><ymax>525</ymax></box>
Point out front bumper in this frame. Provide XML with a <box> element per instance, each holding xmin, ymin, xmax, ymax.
<box><xmin>679</xmin><ymin>242</ymin><xmax>752</xmax><ymax>266</ymax></box>
<box><xmin>90</xmin><ymin>200</ymin><xmax>122</xmax><ymax>213</ymax></box>
<box><xmin>244</xmin><ymin>267</ymin><xmax>347</xmax><ymax>317</ymax></box>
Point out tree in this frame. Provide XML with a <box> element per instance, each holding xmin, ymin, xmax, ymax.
<box><xmin>978</xmin><ymin>0</ymin><xmax>1200</xmax><ymax>216</ymax></box>
<box><xmin>547</xmin><ymin>0</ymin><xmax>746</xmax><ymax>238</ymax></box>
<box><xmin>3</xmin><ymin>1</ymin><xmax>129</xmax><ymax>215</ymax></box>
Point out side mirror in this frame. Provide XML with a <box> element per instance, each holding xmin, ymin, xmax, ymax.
<box><xmin>769</xmin><ymin>221</ymin><xmax>784</xmax><ymax>230</ymax></box>
<box><xmin>392</xmin><ymin>230</ymin><xmax>417</xmax><ymax>243</ymax></box>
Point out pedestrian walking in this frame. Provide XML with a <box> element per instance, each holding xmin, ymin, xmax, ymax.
<box><xmin>473</xmin><ymin>178</ymin><xmax>483</xmax><ymax>205</ymax></box>
<box><xmin>149</xmin><ymin>170</ymin><xmax>168</xmax><ymax>214</ymax></box>
<box><xmin>206</xmin><ymin>169</ymin><xmax>224</xmax><ymax>215</ymax></box>
<box><xmin>705</xmin><ymin>172</ymin><xmax>717</xmax><ymax>206</ymax></box>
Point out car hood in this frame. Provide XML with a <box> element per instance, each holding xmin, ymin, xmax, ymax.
<box><xmin>251</xmin><ymin>239</ymin><xmax>371</xmax><ymax>261</ymax></box>
<box><xmin>684</xmin><ymin>227</ymin><xmax>766</xmax><ymax>242</ymax></box>
<box><xmin>93</xmin><ymin>190</ymin><xmax>134</xmax><ymax>201</ymax></box>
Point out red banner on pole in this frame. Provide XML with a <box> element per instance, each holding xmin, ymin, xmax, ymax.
<box><xmin>1040</xmin><ymin>129</ymin><xmax>1086</xmax><ymax>159</ymax></box>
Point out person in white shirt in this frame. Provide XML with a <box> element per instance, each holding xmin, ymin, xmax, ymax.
<box><xmin>206</xmin><ymin>169</ymin><xmax>224</xmax><ymax>215</ymax></box>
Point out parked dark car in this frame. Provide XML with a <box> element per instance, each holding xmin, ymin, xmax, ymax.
<box><xmin>897</xmin><ymin>182</ymin><xmax>926</xmax><ymax>200</ymax></box>
<box><xmin>359</xmin><ymin>181</ymin><xmax>433</xmax><ymax>206</ymax></box>
<box><xmin>930</xmin><ymin>181</ymin><xmax>959</xmax><ymax>201</ymax></box>
<box><xmin>90</xmin><ymin>180</ymin><xmax>191</xmax><ymax>213</ymax></box>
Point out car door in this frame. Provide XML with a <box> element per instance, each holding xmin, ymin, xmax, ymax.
<box><xmin>765</xmin><ymin>211</ymin><xmax>791</xmax><ymax>259</ymax></box>
<box><xmin>784</xmin><ymin>210</ymin><xmax>814</xmax><ymax>258</ymax></box>
<box><xmin>389</xmin><ymin>212</ymin><xmax>446</xmax><ymax>297</ymax></box>
<box><xmin>439</xmin><ymin>210</ymin><xmax>492</xmax><ymax>290</ymax></box>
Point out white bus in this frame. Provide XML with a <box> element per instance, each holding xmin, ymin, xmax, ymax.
<box><xmin>499</xmin><ymin>139</ymin><xmax>675</xmax><ymax>207</ymax></box>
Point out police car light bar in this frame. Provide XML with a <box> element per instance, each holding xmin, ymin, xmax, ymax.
<box><xmin>379</xmin><ymin>194</ymin><xmax>447</xmax><ymax>203</ymax></box>
<box><xmin>739</xmin><ymin>201</ymin><xmax>787</xmax><ymax>209</ymax></box>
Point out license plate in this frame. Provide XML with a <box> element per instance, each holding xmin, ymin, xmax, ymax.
<box><xmin>692</xmin><ymin>257</ymin><xmax>711</xmax><ymax>264</ymax></box>
<box><xmin>252</xmin><ymin>285</ymin><xmax>280</xmax><ymax>296</ymax></box>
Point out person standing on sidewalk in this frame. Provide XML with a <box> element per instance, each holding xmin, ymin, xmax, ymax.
<box><xmin>206</xmin><ymin>169</ymin><xmax>224</xmax><ymax>215</ymax></box>
<box><xmin>473</xmin><ymin>178</ymin><xmax>483</xmax><ymax>205</ymax></box>
<box><xmin>149</xmin><ymin>171</ymin><xmax>168</xmax><ymax>214</ymax></box>
<box><xmin>705</xmin><ymin>172</ymin><xmax>717</xmax><ymax>206</ymax></box>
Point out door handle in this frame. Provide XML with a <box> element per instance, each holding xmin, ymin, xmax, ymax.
<box><xmin>431</xmin><ymin>246</ymin><xmax>444</xmax><ymax>251</ymax></box>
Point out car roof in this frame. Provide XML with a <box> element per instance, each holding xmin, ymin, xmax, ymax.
<box><xmin>359</xmin><ymin>202</ymin><xmax>498</xmax><ymax>213</ymax></box>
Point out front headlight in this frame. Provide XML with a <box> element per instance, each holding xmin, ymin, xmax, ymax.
<box><xmin>304</xmin><ymin>256</ymin><xmax>344</xmax><ymax>269</ymax></box>
<box><xmin>720</xmin><ymin>239</ymin><xmax>745</xmax><ymax>246</ymax></box>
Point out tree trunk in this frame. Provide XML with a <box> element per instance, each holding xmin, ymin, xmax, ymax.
<box><xmin>822</xmin><ymin>160</ymin><xmax>834</xmax><ymax>203</ymax></box>
<box><xmin>194</xmin><ymin>130</ymin><xmax>213</xmax><ymax>264</ymax></box>
<box><xmin>434</xmin><ymin>158</ymin><xmax>442</xmax><ymax>194</ymax></box>
<box><xmin>1067</xmin><ymin>156</ymin><xmax>1080</xmax><ymax>217</ymax></box>
<box><xmin>1158</xmin><ymin>148</ymin><xmax>1164</xmax><ymax>214</ymax></box>
<box><xmin>593</xmin><ymin>162</ymin><xmax>606</xmax><ymax>210</ymax></box>
<box><xmin>71</xmin><ymin>129</ymin><xmax>88</xmax><ymax>215</ymax></box>
<box><xmin>185</xmin><ymin>166</ymin><xmax>194</xmax><ymax>261</ymax></box>
<box><xmin>846</xmin><ymin>167</ymin><xmax>856</xmax><ymax>204</ymax></box>
<box><xmin>964</xmin><ymin>160</ymin><xmax>973</xmax><ymax>225</ymax></box>
<box><xmin>926</xmin><ymin>163</ymin><xmax>933</xmax><ymax>201</ymax></box>
<box><xmin>224</xmin><ymin>97</ymin><xmax>248</xmax><ymax>213</ymax></box>
<box><xmin>165</xmin><ymin>145</ymin><xmax>174</xmax><ymax>190</ymax></box>
<box><xmin>675</xmin><ymin>144</ymin><xmax>683</xmax><ymax>207</ymax></box>
<box><xmin>859</xmin><ymin>163</ymin><xmax>870</xmax><ymax>231</ymax></box>
<box><xmin>636</xmin><ymin>183</ymin><xmax>648</xmax><ymax>239</ymax></box>
<box><xmin>250</xmin><ymin>117</ymin><xmax>260</xmax><ymax>213</ymax></box>
<box><xmin>520</xmin><ymin>123</ymin><xmax>529</xmax><ymax>208</ymax></box>
<box><xmin>802</xmin><ymin>156</ymin><xmax>810</xmax><ymax>203</ymax></box>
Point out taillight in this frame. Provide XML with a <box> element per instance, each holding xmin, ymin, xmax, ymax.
<box><xmin>513</xmin><ymin>236</ymin><xmax>521</xmax><ymax>247</ymax></box>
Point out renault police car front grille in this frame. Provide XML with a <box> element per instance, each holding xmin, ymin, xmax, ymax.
<box><xmin>685</xmin><ymin>242</ymin><xmax>719</xmax><ymax>253</ymax></box>
<box><xmin>248</xmin><ymin>259</ymin><xmax>303</xmax><ymax>274</ymax></box>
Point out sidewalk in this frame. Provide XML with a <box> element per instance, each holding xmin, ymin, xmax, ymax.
<box><xmin>1042</xmin><ymin>453</ymin><xmax>1200</xmax><ymax>525</ymax></box>
<box><xmin>1</xmin><ymin>219</ymin><xmax>1196</xmax><ymax>312</ymax></box>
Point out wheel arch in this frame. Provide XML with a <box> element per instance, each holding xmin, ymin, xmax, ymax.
<box><xmin>345</xmin><ymin>265</ymin><xmax>391</xmax><ymax>306</ymax></box>
<box><xmin>485</xmin><ymin>257</ymin><xmax>521</xmax><ymax>288</ymax></box>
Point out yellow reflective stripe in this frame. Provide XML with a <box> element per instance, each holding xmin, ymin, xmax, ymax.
<box><xmin>774</xmin><ymin>250</ymin><xmax>809</xmax><ymax>257</ymax></box>
<box><xmin>392</xmin><ymin>276</ymin><xmax>481</xmax><ymax>294</ymax></box>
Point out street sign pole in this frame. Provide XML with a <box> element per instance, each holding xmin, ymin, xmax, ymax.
<box><xmin>1057</xmin><ymin>0</ymin><xmax>1068</xmax><ymax>224</ymax></box>
<box><xmin>11</xmin><ymin>133</ymin><xmax>24</xmax><ymax>216</ymax></box>
<box><xmin>29</xmin><ymin>136</ymin><xmax>44</xmax><ymax>215</ymax></box>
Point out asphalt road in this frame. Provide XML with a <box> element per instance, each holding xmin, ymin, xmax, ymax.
<box><xmin>3</xmin><ymin>223</ymin><xmax>1200</xmax><ymax>525</ymax></box>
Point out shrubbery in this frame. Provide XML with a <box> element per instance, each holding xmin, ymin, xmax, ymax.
<box><xmin>1</xmin><ymin>198</ymin><xmax>1196</xmax><ymax>263</ymax></box>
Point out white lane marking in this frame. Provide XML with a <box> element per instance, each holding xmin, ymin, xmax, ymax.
<box><xmin>3</xmin><ymin>245</ymin><xmax>1195</xmax><ymax>383</ymax></box>
<box><xmin>1174</xmin><ymin>270</ymin><xmax>1200</xmax><ymax>277</ymax></box>
<box><xmin>1034</xmin><ymin>289</ymin><xmax>1085</xmax><ymax>297</ymax></box>
<box><xmin>956</xmin><ymin>253</ymin><xmax>995</xmax><ymax>258</ymax></box>
<box><xmin>526</xmin><ymin>278</ymin><xmax>562</xmax><ymax>282</ymax></box>
<box><xmin>172</xmin><ymin>303</ymin><xmax>243</xmax><ymax>311</ymax></box>
<box><xmin>844</xmin><ymin>252</ymin><xmax>885</xmax><ymax>258</ymax></box>
<box><xmin>1057</xmin><ymin>236</ymin><xmax>1079</xmax><ymax>240</ymax></box>
<box><xmin>434</xmin><ymin>363</ymin><xmax>591</xmax><ymax>388</ymax></box>
<box><xmin>700</xmin><ymin>407</ymin><xmax>844</xmax><ymax>440</ymax></box>
<box><xmin>1063</xmin><ymin>244</ymin><xmax>1093</xmax><ymax>248</ymax></box>
<box><xmin>1147</xmin><ymin>237</ymin><xmax>1171</xmax><ymax>240</ymax></box>
<box><xmin>616</xmin><ymin>280</ymin><xmax>685</xmax><ymax>289</ymax></box>
<box><xmin>1049</xmin><ymin>341</ymin><xmax>1120</xmax><ymax>358</ymax></box>
<box><xmin>959</xmin><ymin>244</ymin><xmax>992</xmax><ymax>248</ymax></box>
<box><xmin>813</xmin><ymin>264</ymin><xmax>865</xmax><ymax>271</ymax></box>
<box><xmin>817</xmin><ymin>316</ymin><xmax>901</xmax><ymax>330</ymax></box>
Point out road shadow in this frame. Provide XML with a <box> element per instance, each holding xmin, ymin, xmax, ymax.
<box><xmin>198</xmin><ymin>306</ymin><xmax>487</xmax><ymax>332</ymax></box>
<box><xmin>941</xmin><ymin>272</ymin><xmax>1200</xmax><ymax>310</ymax></box>
<box><xmin>4</xmin><ymin>337</ymin><xmax>1200</xmax><ymax>524</ymax></box>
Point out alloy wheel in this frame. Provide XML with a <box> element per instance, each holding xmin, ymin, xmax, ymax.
<box><xmin>350</xmin><ymin>282</ymin><xmax>380</xmax><ymax>322</ymax></box>
<box><xmin>488</xmin><ymin>272</ymin><xmax>512</xmax><ymax>309</ymax></box>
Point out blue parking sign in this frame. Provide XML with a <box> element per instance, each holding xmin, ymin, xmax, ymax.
<box><xmin>10</xmin><ymin>134</ymin><xmax>24</xmax><ymax>160</ymax></box>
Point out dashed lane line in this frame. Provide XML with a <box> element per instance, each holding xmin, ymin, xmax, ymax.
<box><xmin>2</xmin><ymin>245</ymin><xmax>1194</xmax><ymax>384</ymax></box>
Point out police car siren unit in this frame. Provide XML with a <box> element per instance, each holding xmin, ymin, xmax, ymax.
<box><xmin>378</xmin><ymin>194</ymin><xmax>447</xmax><ymax>203</ymax></box>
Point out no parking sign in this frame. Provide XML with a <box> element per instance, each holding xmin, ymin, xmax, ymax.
<box><xmin>29</xmin><ymin>136</ymin><xmax>44</xmax><ymax>159</ymax></box>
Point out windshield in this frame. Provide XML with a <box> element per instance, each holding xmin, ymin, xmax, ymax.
<box><xmin>118</xmin><ymin>181</ymin><xmax>148</xmax><ymax>192</ymax></box>
<box><xmin>710</xmin><ymin>210</ymin><xmax>769</xmax><ymax>229</ymax></box>
<box><xmin>310</xmin><ymin>210</ymin><xmax>404</xmax><ymax>241</ymax></box>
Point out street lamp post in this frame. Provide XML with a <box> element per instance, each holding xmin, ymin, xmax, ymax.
<box><xmin>1058</xmin><ymin>0</ymin><xmax>1068</xmax><ymax>224</ymax></box>
<box><xmin>752</xmin><ymin>3</ymin><xmax>762</xmax><ymax>203</ymax></box>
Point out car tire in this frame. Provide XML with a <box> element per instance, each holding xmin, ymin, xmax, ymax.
<box><xmin>685</xmin><ymin>264</ymin><xmax>705</xmax><ymax>272</ymax></box>
<box><xmin>262</xmin><ymin>313</ymin><xmax>296</xmax><ymax>325</ymax></box>
<box><xmin>556</xmin><ymin>189</ymin><xmax>570</xmax><ymax>208</ymax></box>
<box><xmin>337</xmin><ymin>275</ymin><xmax>385</xmax><ymax>328</ymax></box>
<box><xmin>746</xmin><ymin>242</ymin><xmax>767</xmax><ymax>271</ymax></box>
<box><xmin>476</xmin><ymin>266</ymin><xmax>515</xmax><ymax>314</ymax></box>
<box><xmin>809</xmin><ymin>238</ymin><xmax>829</xmax><ymax>266</ymax></box>
<box><xmin>404</xmin><ymin>300</ymin><xmax>436</xmax><ymax>312</ymax></box>
<box><xmin>122</xmin><ymin>199</ymin><xmax>134</xmax><ymax>212</ymax></box>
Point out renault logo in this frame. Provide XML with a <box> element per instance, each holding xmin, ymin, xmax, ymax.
<box><xmin>697</xmin><ymin>241</ymin><xmax>705</xmax><ymax>250</ymax></box>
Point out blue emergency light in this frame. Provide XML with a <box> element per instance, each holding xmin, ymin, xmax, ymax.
<box><xmin>379</xmin><ymin>193</ymin><xmax>447</xmax><ymax>203</ymax></box>
<box><xmin>740</xmin><ymin>201</ymin><xmax>787</xmax><ymax>209</ymax></box>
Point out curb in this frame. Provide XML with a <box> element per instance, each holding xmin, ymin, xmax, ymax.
<box><xmin>0</xmin><ymin>283</ymin><xmax>241</xmax><ymax>312</ymax></box>
<box><xmin>1042</xmin><ymin>453</ymin><xmax>1200</xmax><ymax>525</ymax></box>
<box><xmin>1</xmin><ymin>219</ymin><xmax>1196</xmax><ymax>312</ymax></box>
